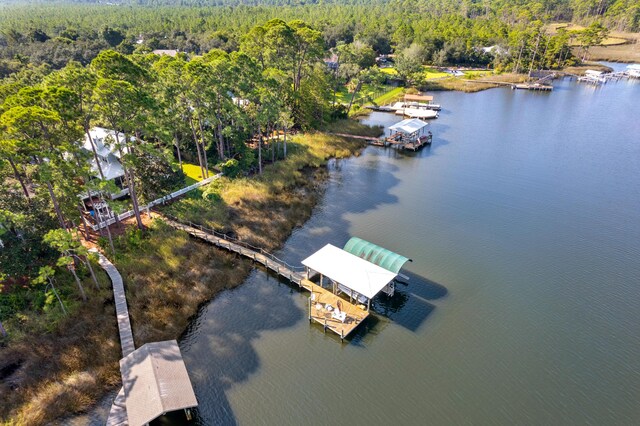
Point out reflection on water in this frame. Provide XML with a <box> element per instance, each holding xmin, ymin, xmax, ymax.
<box><xmin>81</xmin><ymin>72</ymin><xmax>640</xmax><ymax>425</ymax></box>
<box><xmin>180</xmin><ymin>74</ymin><xmax>640</xmax><ymax>425</ymax></box>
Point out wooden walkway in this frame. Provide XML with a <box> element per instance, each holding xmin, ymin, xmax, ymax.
<box><xmin>162</xmin><ymin>215</ymin><xmax>369</xmax><ymax>339</ymax></box>
<box><xmin>91</xmin><ymin>250</ymin><xmax>133</xmax><ymax>426</ymax></box>
<box><xmin>328</xmin><ymin>132</ymin><xmax>379</xmax><ymax>142</ymax></box>
<box><xmin>163</xmin><ymin>216</ymin><xmax>305</xmax><ymax>285</ymax></box>
<box><xmin>464</xmin><ymin>78</ymin><xmax>553</xmax><ymax>91</ymax></box>
<box><xmin>93</xmin><ymin>250</ymin><xmax>135</xmax><ymax>358</ymax></box>
<box><xmin>105</xmin><ymin>388</ymin><xmax>127</xmax><ymax>426</ymax></box>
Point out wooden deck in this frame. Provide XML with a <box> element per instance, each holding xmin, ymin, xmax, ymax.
<box><xmin>302</xmin><ymin>279</ymin><xmax>369</xmax><ymax>339</ymax></box>
<box><xmin>93</xmin><ymin>250</ymin><xmax>135</xmax><ymax>358</ymax></box>
<box><xmin>91</xmin><ymin>250</ymin><xmax>133</xmax><ymax>426</ymax></box>
<box><xmin>162</xmin><ymin>215</ymin><xmax>369</xmax><ymax>340</ymax></box>
<box><xmin>403</xmin><ymin>134</ymin><xmax>433</xmax><ymax>151</ymax></box>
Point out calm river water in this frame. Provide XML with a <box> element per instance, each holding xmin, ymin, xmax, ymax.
<box><xmin>157</xmin><ymin>66</ymin><xmax>640</xmax><ymax>425</ymax></box>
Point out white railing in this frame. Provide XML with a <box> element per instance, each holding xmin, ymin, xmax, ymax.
<box><xmin>91</xmin><ymin>173</ymin><xmax>222</xmax><ymax>230</ymax></box>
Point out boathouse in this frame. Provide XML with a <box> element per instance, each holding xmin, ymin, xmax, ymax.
<box><xmin>388</xmin><ymin>118</ymin><xmax>428</xmax><ymax>138</ymax></box>
<box><xmin>627</xmin><ymin>64</ymin><xmax>640</xmax><ymax>78</ymax></box>
<box><xmin>120</xmin><ymin>340</ymin><xmax>198</xmax><ymax>426</ymax></box>
<box><xmin>302</xmin><ymin>238</ymin><xmax>411</xmax><ymax>311</ymax></box>
<box><xmin>404</xmin><ymin>93</ymin><xmax>434</xmax><ymax>104</ymax></box>
<box><xmin>388</xmin><ymin>118</ymin><xmax>431</xmax><ymax>147</ymax></box>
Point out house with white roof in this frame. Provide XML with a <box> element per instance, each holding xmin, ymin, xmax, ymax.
<box><xmin>82</xmin><ymin>127</ymin><xmax>132</xmax><ymax>200</ymax></box>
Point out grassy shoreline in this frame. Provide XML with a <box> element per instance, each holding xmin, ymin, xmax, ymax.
<box><xmin>0</xmin><ymin>123</ymin><xmax>380</xmax><ymax>426</ymax></box>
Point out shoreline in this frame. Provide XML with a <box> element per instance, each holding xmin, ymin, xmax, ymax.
<box><xmin>2</xmin><ymin>126</ymin><xmax>377</xmax><ymax>426</ymax></box>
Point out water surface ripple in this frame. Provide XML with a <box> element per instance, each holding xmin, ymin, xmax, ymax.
<box><xmin>179</xmin><ymin>73</ymin><xmax>640</xmax><ymax>425</ymax></box>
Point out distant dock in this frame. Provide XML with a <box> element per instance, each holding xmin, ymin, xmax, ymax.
<box><xmin>464</xmin><ymin>73</ymin><xmax>555</xmax><ymax>91</ymax></box>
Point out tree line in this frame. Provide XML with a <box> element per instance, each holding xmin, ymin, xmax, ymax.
<box><xmin>0</xmin><ymin>0</ymin><xmax>637</xmax><ymax>78</ymax></box>
<box><xmin>0</xmin><ymin>18</ymin><xmax>329</xmax><ymax>323</ymax></box>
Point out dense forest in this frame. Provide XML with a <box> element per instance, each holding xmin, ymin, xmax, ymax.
<box><xmin>0</xmin><ymin>0</ymin><xmax>637</xmax><ymax>78</ymax></box>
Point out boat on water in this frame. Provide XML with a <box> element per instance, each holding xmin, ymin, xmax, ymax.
<box><xmin>390</xmin><ymin>100</ymin><xmax>442</xmax><ymax>111</ymax></box>
<box><xmin>389</xmin><ymin>100</ymin><xmax>440</xmax><ymax>118</ymax></box>
<box><xmin>395</xmin><ymin>107</ymin><xmax>439</xmax><ymax>119</ymax></box>
<box><xmin>578</xmin><ymin>70</ymin><xmax>607</xmax><ymax>85</ymax></box>
<box><xmin>627</xmin><ymin>64</ymin><xmax>640</xmax><ymax>78</ymax></box>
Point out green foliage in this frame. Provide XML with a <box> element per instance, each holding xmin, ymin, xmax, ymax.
<box><xmin>220</xmin><ymin>158</ymin><xmax>241</xmax><ymax>178</ymax></box>
<box><xmin>132</xmin><ymin>148</ymin><xmax>184</xmax><ymax>203</ymax></box>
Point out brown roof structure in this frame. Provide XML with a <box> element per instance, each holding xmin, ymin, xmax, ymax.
<box><xmin>404</xmin><ymin>94</ymin><xmax>434</xmax><ymax>102</ymax></box>
<box><xmin>120</xmin><ymin>340</ymin><xmax>198</xmax><ymax>426</ymax></box>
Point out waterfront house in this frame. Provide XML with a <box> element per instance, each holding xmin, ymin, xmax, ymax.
<box><xmin>82</xmin><ymin>127</ymin><xmax>131</xmax><ymax>200</ymax></box>
<box><xmin>152</xmin><ymin>49</ymin><xmax>179</xmax><ymax>57</ymax></box>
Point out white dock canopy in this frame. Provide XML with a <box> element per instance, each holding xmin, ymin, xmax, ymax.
<box><xmin>302</xmin><ymin>244</ymin><xmax>397</xmax><ymax>300</ymax></box>
<box><xmin>389</xmin><ymin>118</ymin><xmax>429</xmax><ymax>135</ymax></box>
<box><xmin>120</xmin><ymin>340</ymin><xmax>198</xmax><ymax>426</ymax></box>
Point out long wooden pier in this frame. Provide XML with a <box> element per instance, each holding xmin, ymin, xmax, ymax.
<box><xmin>93</xmin><ymin>250</ymin><xmax>135</xmax><ymax>358</ymax></box>
<box><xmin>328</xmin><ymin>132</ymin><xmax>379</xmax><ymax>142</ymax></box>
<box><xmin>90</xmin><ymin>250</ymin><xmax>133</xmax><ymax>426</ymax></box>
<box><xmin>161</xmin><ymin>214</ymin><xmax>369</xmax><ymax>339</ymax></box>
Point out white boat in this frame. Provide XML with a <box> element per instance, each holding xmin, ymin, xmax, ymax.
<box><xmin>578</xmin><ymin>69</ymin><xmax>607</xmax><ymax>84</ymax></box>
<box><xmin>390</xmin><ymin>101</ymin><xmax>441</xmax><ymax>111</ymax></box>
<box><xmin>395</xmin><ymin>108</ymin><xmax>439</xmax><ymax>119</ymax></box>
<box><xmin>627</xmin><ymin>64</ymin><xmax>640</xmax><ymax>78</ymax></box>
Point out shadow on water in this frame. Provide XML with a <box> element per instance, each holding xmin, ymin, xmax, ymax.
<box><xmin>346</xmin><ymin>271</ymin><xmax>448</xmax><ymax>346</ymax></box>
<box><xmin>162</xmin><ymin>126</ymin><xmax>450</xmax><ymax>422</ymax></box>
<box><xmin>172</xmin><ymin>270</ymin><xmax>304</xmax><ymax>426</ymax></box>
<box><xmin>278</xmin><ymin>158</ymin><xmax>402</xmax><ymax>264</ymax></box>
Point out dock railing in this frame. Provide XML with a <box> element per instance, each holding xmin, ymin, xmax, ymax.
<box><xmin>160</xmin><ymin>212</ymin><xmax>305</xmax><ymax>284</ymax></box>
<box><xmin>90</xmin><ymin>173</ymin><xmax>222</xmax><ymax>231</ymax></box>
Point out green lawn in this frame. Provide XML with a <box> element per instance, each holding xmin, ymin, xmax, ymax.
<box><xmin>423</xmin><ymin>66</ymin><xmax>450</xmax><ymax>79</ymax></box>
<box><xmin>373</xmin><ymin>87</ymin><xmax>404</xmax><ymax>105</ymax></box>
<box><xmin>335</xmin><ymin>84</ymin><xmax>395</xmax><ymax>106</ymax></box>
<box><xmin>380</xmin><ymin>67</ymin><xmax>398</xmax><ymax>75</ymax></box>
<box><xmin>181</xmin><ymin>162</ymin><xmax>204</xmax><ymax>185</ymax></box>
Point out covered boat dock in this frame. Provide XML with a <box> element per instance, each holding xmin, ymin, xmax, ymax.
<box><xmin>120</xmin><ymin>340</ymin><xmax>198</xmax><ymax>426</ymax></box>
<box><xmin>301</xmin><ymin>239</ymin><xmax>411</xmax><ymax>339</ymax></box>
<box><xmin>385</xmin><ymin>118</ymin><xmax>433</xmax><ymax>151</ymax></box>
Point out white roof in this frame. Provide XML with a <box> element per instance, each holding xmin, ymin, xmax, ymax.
<box><xmin>91</xmin><ymin>156</ymin><xmax>125</xmax><ymax>180</ymax></box>
<box><xmin>302</xmin><ymin>244</ymin><xmax>397</xmax><ymax>300</ymax></box>
<box><xmin>152</xmin><ymin>49</ymin><xmax>178</xmax><ymax>57</ymax></box>
<box><xmin>120</xmin><ymin>340</ymin><xmax>198</xmax><ymax>426</ymax></box>
<box><xmin>83</xmin><ymin>127</ymin><xmax>131</xmax><ymax>158</ymax></box>
<box><xmin>83</xmin><ymin>127</ymin><xmax>132</xmax><ymax>180</ymax></box>
<box><xmin>389</xmin><ymin>118</ymin><xmax>429</xmax><ymax>134</ymax></box>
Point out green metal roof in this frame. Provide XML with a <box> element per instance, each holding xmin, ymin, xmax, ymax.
<box><xmin>343</xmin><ymin>237</ymin><xmax>411</xmax><ymax>274</ymax></box>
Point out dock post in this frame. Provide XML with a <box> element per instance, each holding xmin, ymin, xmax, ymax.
<box><xmin>308</xmin><ymin>297</ymin><xmax>311</xmax><ymax>321</ymax></box>
<box><xmin>324</xmin><ymin>318</ymin><xmax>327</xmax><ymax>332</ymax></box>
